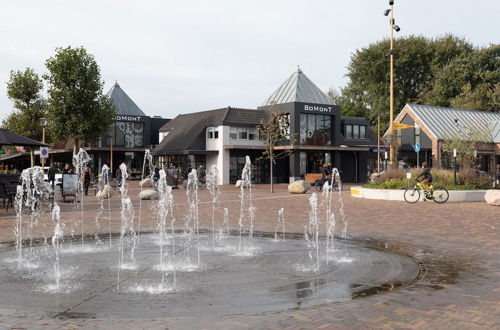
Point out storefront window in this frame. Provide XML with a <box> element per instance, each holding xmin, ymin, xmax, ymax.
<box><xmin>300</xmin><ymin>114</ymin><xmax>333</xmax><ymax>145</ymax></box>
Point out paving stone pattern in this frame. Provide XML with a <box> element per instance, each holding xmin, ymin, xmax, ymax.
<box><xmin>0</xmin><ymin>182</ymin><xmax>498</xmax><ymax>329</ymax></box>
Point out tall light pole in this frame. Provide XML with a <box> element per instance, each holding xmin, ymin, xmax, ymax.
<box><xmin>384</xmin><ymin>1</ymin><xmax>401</xmax><ymax>168</ymax></box>
<box><xmin>40</xmin><ymin>117</ymin><xmax>47</xmax><ymax>172</ymax></box>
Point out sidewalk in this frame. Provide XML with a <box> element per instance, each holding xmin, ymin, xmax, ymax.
<box><xmin>0</xmin><ymin>182</ymin><xmax>498</xmax><ymax>329</ymax></box>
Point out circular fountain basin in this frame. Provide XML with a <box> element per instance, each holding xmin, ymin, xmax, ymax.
<box><xmin>0</xmin><ymin>234</ymin><xmax>420</xmax><ymax>319</ymax></box>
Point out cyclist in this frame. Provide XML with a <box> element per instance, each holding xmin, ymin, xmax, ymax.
<box><xmin>415</xmin><ymin>162</ymin><xmax>433</xmax><ymax>199</ymax></box>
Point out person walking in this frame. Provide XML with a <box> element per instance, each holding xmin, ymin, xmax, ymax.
<box><xmin>83</xmin><ymin>167</ymin><xmax>91</xmax><ymax>196</ymax></box>
<box><xmin>48</xmin><ymin>163</ymin><xmax>57</xmax><ymax>190</ymax></box>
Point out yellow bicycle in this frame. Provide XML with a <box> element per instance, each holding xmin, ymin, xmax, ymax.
<box><xmin>404</xmin><ymin>181</ymin><xmax>449</xmax><ymax>204</ymax></box>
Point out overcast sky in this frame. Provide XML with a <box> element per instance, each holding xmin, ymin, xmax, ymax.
<box><xmin>0</xmin><ymin>0</ymin><xmax>498</xmax><ymax>122</ymax></box>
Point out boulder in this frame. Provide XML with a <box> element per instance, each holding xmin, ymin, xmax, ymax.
<box><xmin>138</xmin><ymin>189</ymin><xmax>159</xmax><ymax>200</ymax></box>
<box><xmin>484</xmin><ymin>189</ymin><xmax>500</xmax><ymax>206</ymax></box>
<box><xmin>140</xmin><ymin>178</ymin><xmax>153</xmax><ymax>188</ymax></box>
<box><xmin>96</xmin><ymin>184</ymin><xmax>113</xmax><ymax>199</ymax></box>
<box><xmin>288</xmin><ymin>180</ymin><xmax>311</xmax><ymax>194</ymax></box>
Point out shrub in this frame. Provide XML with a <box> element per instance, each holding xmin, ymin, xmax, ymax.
<box><xmin>364</xmin><ymin>168</ymin><xmax>493</xmax><ymax>190</ymax></box>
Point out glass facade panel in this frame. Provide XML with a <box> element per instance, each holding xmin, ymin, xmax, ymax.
<box><xmin>300</xmin><ymin>152</ymin><xmax>307</xmax><ymax>176</ymax></box>
<box><xmin>345</xmin><ymin>125</ymin><xmax>352</xmax><ymax>138</ymax></box>
<box><xmin>360</xmin><ymin>125</ymin><xmax>366</xmax><ymax>139</ymax></box>
<box><xmin>353</xmin><ymin>125</ymin><xmax>359</xmax><ymax>139</ymax></box>
<box><xmin>300</xmin><ymin>114</ymin><xmax>307</xmax><ymax>144</ymax></box>
<box><xmin>300</xmin><ymin>114</ymin><xmax>333</xmax><ymax>146</ymax></box>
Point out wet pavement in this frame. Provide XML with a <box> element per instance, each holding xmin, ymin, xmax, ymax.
<box><xmin>0</xmin><ymin>182</ymin><xmax>499</xmax><ymax>329</ymax></box>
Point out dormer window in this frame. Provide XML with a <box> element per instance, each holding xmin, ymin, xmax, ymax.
<box><xmin>207</xmin><ymin>127</ymin><xmax>218</xmax><ymax>139</ymax></box>
<box><xmin>344</xmin><ymin>124</ymin><xmax>367</xmax><ymax>139</ymax></box>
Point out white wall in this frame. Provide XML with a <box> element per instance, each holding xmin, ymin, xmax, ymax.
<box><xmin>205</xmin><ymin>125</ymin><xmax>265</xmax><ymax>185</ymax></box>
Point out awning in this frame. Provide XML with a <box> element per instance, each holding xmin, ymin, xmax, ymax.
<box><xmin>0</xmin><ymin>153</ymin><xmax>25</xmax><ymax>161</ymax></box>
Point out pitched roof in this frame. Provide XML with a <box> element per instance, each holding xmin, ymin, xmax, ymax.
<box><xmin>153</xmin><ymin>107</ymin><xmax>263</xmax><ymax>155</ymax></box>
<box><xmin>262</xmin><ymin>68</ymin><xmax>333</xmax><ymax>106</ymax></box>
<box><xmin>107</xmin><ymin>82</ymin><xmax>147</xmax><ymax>117</ymax></box>
<box><xmin>397</xmin><ymin>104</ymin><xmax>500</xmax><ymax>141</ymax></box>
<box><xmin>488</xmin><ymin>121</ymin><xmax>500</xmax><ymax>143</ymax></box>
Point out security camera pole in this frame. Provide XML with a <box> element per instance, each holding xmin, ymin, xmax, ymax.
<box><xmin>385</xmin><ymin>0</ymin><xmax>400</xmax><ymax>168</ymax></box>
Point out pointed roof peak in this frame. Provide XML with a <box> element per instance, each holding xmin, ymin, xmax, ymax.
<box><xmin>262</xmin><ymin>68</ymin><xmax>333</xmax><ymax>106</ymax></box>
<box><xmin>107</xmin><ymin>82</ymin><xmax>146</xmax><ymax>117</ymax></box>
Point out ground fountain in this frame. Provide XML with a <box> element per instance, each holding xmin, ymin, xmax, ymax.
<box><xmin>0</xmin><ymin>156</ymin><xmax>421</xmax><ymax>318</ymax></box>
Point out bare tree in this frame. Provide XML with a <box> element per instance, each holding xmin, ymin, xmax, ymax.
<box><xmin>257</xmin><ymin>110</ymin><xmax>297</xmax><ymax>193</ymax></box>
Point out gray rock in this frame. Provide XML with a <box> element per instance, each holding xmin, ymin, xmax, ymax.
<box><xmin>138</xmin><ymin>189</ymin><xmax>159</xmax><ymax>200</ymax></box>
<box><xmin>140</xmin><ymin>178</ymin><xmax>153</xmax><ymax>188</ymax></box>
<box><xmin>96</xmin><ymin>185</ymin><xmax>113</xmax><ymax>199</ymax></box>
<box><xmin>288</xmin><ymin>180</ymin><xmax>311</xmax><ymax>194</ymax></box>
<box><xmin>484</xmin><ymin>189</ymin><xmax>500</xmax><ymax>206</ymax></box>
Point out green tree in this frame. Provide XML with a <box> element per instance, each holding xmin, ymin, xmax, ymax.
<box><xmin>2</xmin><ymin>68</ymin><xmax>46</xmax><ymax>166</ymax></box>
<box><xmin>331</xmin><ymin>35</ymin><xmax>474</xmax><ymax>132</ymax></box>
<box><xmin>44</xmin><ymin>46</ymin><xmax>115</xmax><ymax>154</ymax></box>
<box><xmin>421</xmin><ymin>44</ymin><xmax>500</xmax><ymax>111</ymax></box>
<box><xmin>257</xmin><ymin>110</ymin><xmax>296</xmax><ymax>193</ymax></box>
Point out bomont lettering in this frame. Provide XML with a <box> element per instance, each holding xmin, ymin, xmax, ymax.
<box><xmin>304</xmin><ymin>105</ymin><xmax>332</xmax><ymax>113</ymax></box>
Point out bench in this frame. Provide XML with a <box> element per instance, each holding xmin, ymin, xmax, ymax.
<box><xmin>304</xmin><ymin>173</ymin><xmax>323</xmax><ymax>184</ymax></box>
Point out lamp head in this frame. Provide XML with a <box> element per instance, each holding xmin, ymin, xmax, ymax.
<box><xmin>394</xmin><ymin>25</ymin><xmax>401</xmax><ymax>32</ymax></box>
<box><xmin>384</xmin><ymin>9</ymin><xmax>391</xmax><ymax>16</ymax></box>
<box><xmin>389</xmin><ymin>0</ymin><xmax>394</xmax><ymax>5</ymax></box>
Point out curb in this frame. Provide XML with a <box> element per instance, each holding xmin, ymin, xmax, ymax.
<box><xmin>351</xmin><ymin>186</ymin><xmax>488</xmax><ymax>202</ymax></box>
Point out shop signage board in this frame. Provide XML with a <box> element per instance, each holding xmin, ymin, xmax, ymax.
<box><xmin>62</xmin><ymin>174</ymin><xmax>78</xmax><ymax>197</ymax></box>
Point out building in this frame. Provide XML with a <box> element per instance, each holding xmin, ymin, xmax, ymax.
<box><xmin>84</xmin><ymin>82</ymin><xmax>169</xmax><ymax>176</ymax></box>
<box><xmin>44</xmin><ymin>82</ymin><xmax>169</xmax><ymax>176</ymax></box>
<box><xmin>153</xmin><ymin>69</ymin><xmax>379</xmax><ymax>184</ymax></box>
<box><xmin>390</xmin><ymin>104</ymin><xmax>500</xmax><ymax>179</ymax></box>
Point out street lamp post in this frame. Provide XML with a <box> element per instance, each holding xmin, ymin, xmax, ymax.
<box><xmin>384</xmin><ymin>0</ymin><xmax>401</xmax><ymax>168</ymax></box>
<box><xmin>40</xmin><ymin>117</ymin><xmax>47</xmax><ymax>172</ymax></box>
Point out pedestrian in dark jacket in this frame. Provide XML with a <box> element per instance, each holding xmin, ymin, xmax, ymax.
<box><xmin>83</xmin><ymin>167</ymin><xmax>91</xmax><ymax>195</ymax></box>
<box><xmin>415</xmin><ymin>162</ymin><xmax>433</xmax><ymax>196</ymax></box>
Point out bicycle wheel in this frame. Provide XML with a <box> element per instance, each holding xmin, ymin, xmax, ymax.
<box><xmin>432</xmin><ymin>186</ymin><xmax>449</xmax><ymax>203</ymax></box>
<box><xmin>404</xmin><ymin>188</ymin><xmax>420</xmax><ymax>203</ymax></box>
<box><xmin>314</xmin><ymin>181</ymin><xmax>322</xmax><ymax>192</ymax></box>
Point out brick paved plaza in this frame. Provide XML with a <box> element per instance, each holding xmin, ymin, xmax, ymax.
<box><xmin>0</xmin><ymin>182</ymin><xmax>498</xmax><ymax>329</ymax></box>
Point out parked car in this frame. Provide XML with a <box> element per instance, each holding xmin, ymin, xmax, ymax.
<box><xmin>44</xmin><ymin>169</ymin><xmax>63</xmax><ymax>186</ymax></box>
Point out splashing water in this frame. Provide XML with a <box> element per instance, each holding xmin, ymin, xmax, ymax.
<box><xmin>117</xmin><ymin>163</ymin><xmax>138</xmax><ymax>290</ymax></box>
<box><xmin>305</xmin><ymin>193</ymin><xmax>320</xmax><ymax>272</ymax></box>
<box><xmin>274</xmin><ymin>208</ymin><xmax>285</xmax><ymax>241</ymax></box>
<box><xmin>138</xmin><ymin>149</ymin><xmax>155</xmax><ymax>242</ymax></box>
<box><xmin>51</xmin><ymin>204</ymin><xmax>63</xmax><ymax>290</ymax></box>
<box><xmin>206</xmin><ymin>165</ymin><xmax>220</xmax><ymax>251</ymax></box>
<box><xmin>18</xmin><ymin>166</ymin><xmax>46</xmax><ymax>262</ymax></box>
<box><xmin>72</xmin><ymin>148</ymin><xmax>92</xmax><ymax>245</ymax></box>
<box><xmin>237</xmin><ymin>156</ymin><xmax>255</xmax><ymax>254</ymax></box>
<box><xmin>185</xmin><ymin>169</ymin><xmax>201</xmax><ymax>266</ymax></box>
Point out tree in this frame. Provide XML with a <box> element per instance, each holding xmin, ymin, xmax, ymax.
<box><xmin>257</xmin><ymin>110</ymin><xmax>296</xmax><ymax>193</ymax></box>
<box><xmin>44</xmin><ymin>46</ymin><xmax>115</xmax><ymax>154</ymax></box>
<box><xmin>331</xmin><ymin>35</ymin><xmax>474</xmax><ymax>132</ymax></box>
<box><xmin>420</xmin><ymin>44</ymin><xmax>500</xmax><ymax>111</ymax></box>
<box><xmin>3</xmin><ymin>68</ymin><xmax>46</xmax><ymax>166</ymax></box>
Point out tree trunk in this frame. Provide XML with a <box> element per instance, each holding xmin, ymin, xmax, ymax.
<box><xmin>270</xmin><ymin>158</ymin><xmax>273</xmax><ymax>193</ymax></box>
<box><xmin>73</xmin><ymin>138</ymin><xmax>79</xmax><ymax>155</ymax></box>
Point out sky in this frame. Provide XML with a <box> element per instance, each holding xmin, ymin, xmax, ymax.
<box><xmin>0</xmin><ymin>0</ymin><xmax>498</xmax><ymax>122</ymax></box>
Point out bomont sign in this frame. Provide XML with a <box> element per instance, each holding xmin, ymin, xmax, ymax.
<box><xmin>304</xmin><ymin>105</ymin><xmax>333</xmax><ymax>113</ymax></box>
